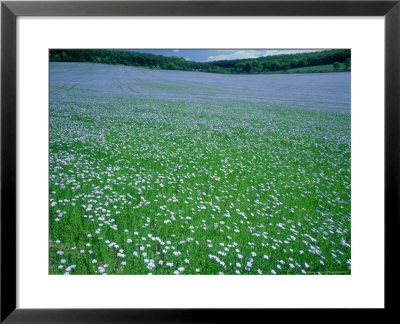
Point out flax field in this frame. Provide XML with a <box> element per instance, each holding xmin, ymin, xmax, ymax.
<box><xmin>49</xmin><ymin>62</ymin><xmax>351</xmax><ymax>275</ymax></box>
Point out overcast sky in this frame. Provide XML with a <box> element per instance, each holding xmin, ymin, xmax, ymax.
<box><xmin>125</xmin><ymin>49</ymin><xmax>323</xmax><ymax>62</ymax></box>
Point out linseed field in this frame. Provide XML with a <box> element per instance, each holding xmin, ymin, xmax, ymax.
<box><xmin>49</xmin><ymin>62</ymin><xmax>351</xmax><ymax>275</ymax></box>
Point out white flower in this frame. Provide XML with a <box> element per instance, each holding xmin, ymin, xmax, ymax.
<box><xmin>271</xmin><ymin>270</ymin><xmax>277</xmax><ymax>274</ymax></box>
<box><xmin>56</xmin><ymin>250</ymin><xmax>64</xmax><ymax>255</ymax></box>
<box><xmin>92</xmin><ymin>259</ymin><xmax>97</xmax><ymax>264</ymax></box>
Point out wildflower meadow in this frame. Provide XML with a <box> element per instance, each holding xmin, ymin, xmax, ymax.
<box><xmin>49</xmin><ymin>61</ymin><xmax>351</xmax><ymax>275</ymax></box>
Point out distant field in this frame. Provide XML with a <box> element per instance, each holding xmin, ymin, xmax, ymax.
<box><xmin>49</xmin><ymin>63</ymin><xmax>351</xmax><ymax>275</ymax></box>
<box><xmin>287</xmin><ymin>64</ymin><xmax>347</xmax><ymax>73</ymax></box>
<box><xmin>244</xmin><ymin>64</ymin><xmax>348</xmax><ymax>75</ymax></box>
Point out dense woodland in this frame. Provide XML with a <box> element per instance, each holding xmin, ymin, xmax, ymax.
<box><xmin>49</xmin><ymin>49</ymin><xmax>351</xmax><ymax>74</ymax></box>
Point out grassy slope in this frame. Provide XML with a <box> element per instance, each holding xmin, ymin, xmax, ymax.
<box><xmin>287</xmin><ymin>64</ymin><xmax>348</xmax><ymax>73</ymax></box>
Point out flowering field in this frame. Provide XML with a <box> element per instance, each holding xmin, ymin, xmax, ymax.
<box><xmin>49</xmin><ymin>62</ymin><xmax>351</xmax><ymax>275</ymax></box>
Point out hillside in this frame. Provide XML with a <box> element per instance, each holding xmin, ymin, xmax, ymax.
<box><xmin>49</xmin><ymin>49</ymin><xmax>351</xmax><ymax>74</ymax></box>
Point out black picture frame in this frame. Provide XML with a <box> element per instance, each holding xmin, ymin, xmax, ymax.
<box><xmin>1</xmin><ymin>0</ymin><xmax>399</xmax><ymax>322</ymax></box>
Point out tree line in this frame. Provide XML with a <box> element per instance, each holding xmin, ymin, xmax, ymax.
<box><xmin>49</xmin><ymin>49</ymin><xmax>351</xmax><ymax>74</ymax></box>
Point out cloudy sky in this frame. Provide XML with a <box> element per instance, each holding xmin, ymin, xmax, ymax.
<box><xmin>127</xmin><ymin>49</ymin><xmax>322</xmax><ymax>62</ymax></box>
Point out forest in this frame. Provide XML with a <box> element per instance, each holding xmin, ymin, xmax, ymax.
<box><xmin>49</xmin><ymin>49</ymin><xmax>351</xmax><ymax>74</ymax></box>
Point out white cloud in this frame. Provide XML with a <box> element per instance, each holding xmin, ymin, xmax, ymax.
<box><xmin>207</xmin><ymin>50</ymin><xmax>265</xmax><ymax>61</ymax></box>
<box><xmin>207</xmin><ymin>49</ymin><xmax>321</xmax><ymax>62</ymax></box>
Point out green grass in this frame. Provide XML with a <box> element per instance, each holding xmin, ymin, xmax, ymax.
<box><xmin>286</xmin><ymin>64</ymin><xmax>349</xmax><ymax>73</ymax></box>
<box><xmin>240</xmin><ymin>64</ymin><xmax>350</xmax><ymax>75</ymax></box>
<box><xmin>49</xmin><ymin>92</ymin><xmax>351</xmax><ymax>275</ymax></box>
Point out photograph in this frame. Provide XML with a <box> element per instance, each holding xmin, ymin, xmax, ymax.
<box><xmin>49</xmin><ymin>49</ymin><xmax>351</xmax><ymax>276</ymax></box>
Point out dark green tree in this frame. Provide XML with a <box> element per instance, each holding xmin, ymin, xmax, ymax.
<box><xmin>333</xmin><ymin>62</ymin><xmax>341</xmax><ymax>71</ymax></box>
<box><xmin>344</xmin><ymin>58</ymin><xmax>351</xmax><ymax>70</ymax></box>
